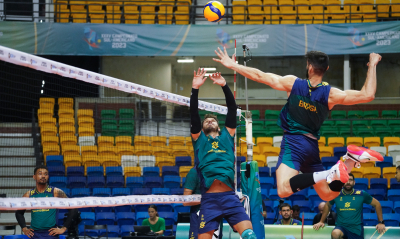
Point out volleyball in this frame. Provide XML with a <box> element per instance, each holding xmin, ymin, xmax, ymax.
<box><xmin>203</xmin><ymin>1</ymin><xmax>225</xmax><ymax>22</ymax></box>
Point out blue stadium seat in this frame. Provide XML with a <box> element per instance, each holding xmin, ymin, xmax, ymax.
<box><xmin>308</xmin><ymin>189</ymin><xmax>321</xmax><ymax>203</ymax></box>
<box><xmin>259</xmin><ymin>177</ymin><xmax>274</xmax><ymax>191</ymax></box>
<box><xmin>116</xmin><ymin>212</ymin><xmax>136</xmax><ymax>225</ymax></box>
<box><xmin>368</xmin><ymin>189</ymin><xmax>386</xmax><ymax>201</ymax></box>
<box><xmin>394</xmin><ymin>201</ymin><xmax>400</xmax><ymax>214</ymax></box>
<box><xmin>259</xmin><ymin>167</ymin><xmax>270</xmax><ymax>177</ymax></box>
<box><xmin>143</xmin><ymin>167</ymin><xmax>160</xmax><ymax>177</ymax></box>
<box><xmin>354</xmin><ymin>178</ymin><xmax>369</xmax><ymax>191</ymax></box>
<box><xmin>50</xmin><ymin>176</ymin><xmax>67</xmax><ymax>188</ymax></box>
<box><xmin>273</xmin><ymin>200</ymin><xmax>292</xmax><ymax>212</ymax></box>
<box><xmin>163</xmin><ymin>176</ymin><xmax>181</xmax><ymax>189</ymax></box>
<box><xmin>261</xmin><ymin>189</ymin><xmax>269</xmax><ymax>200</ymax></box>
<box><xmin>144</xmin><ymin>176</ymin><xmax>162</xmax><ymax>188</ymax></box>
<box><xmin>270</xmin><ymin>167</ymin><xmax>276</xmax><ymax>178</ymax></box>
<box><xmin>380</xmin><ymin>201</ymin><xmax>393</xmax><ymax>213</ymax></box>
<box><xmin>370</xmin><ymin>178</ymin><xmax>388</xmax><ymax>191</ymax></box>
<box><xmin>3</xmin><ymin>236</ymin><xmax>30</xmax><ymax>239</ymax></box>
<box><xmin>114</xmin><ymin>205</ymin><xmax>132</xmax><ymax>213</ymax></box>
<box><xmin>382</xmin><ymin>214</ymin><xmax>400</xmax><ymax>227</ymax></box>
<box><xmin>333</xmin><ymin>147</ymin><xmax>347</xmax><ymax>158</ymax></box>
<box><xmin>106</xmin><ymin>176</ymin><xmax>124</xmax><ymax>188</ymax></box>
<box><xmin>96</xmin><ymin>212</ymin><xmax>116</xmax><ymax>225</ymax></box>
<box><xmin>236</xmin><ymin>156</ymin><xmax>246</xmax><ymax>166</ymax></box>
<box><xmin>71</xmin><ymin>188</ymin><xmax>91</xmax><ymax>197</ymax></box>
<box><xmin>126</xmin><ymin>177</ymin><xmax>144</xmax><ymax>188</ymax></box>
<box><xmin>131</xmin><ymin>188</ymin><xmax>151</xmax><ymax>195</ymax></box>
<box><xmin>162</xmin><ymin>166</ymin><xmax>179</xmax><ymax>177</ymax></box>
<box><xmin>264</xmin><ymin>213</ymin><xmax>275</xmax><ymax>224</ymax></box>
<box><xmin>112</xmin><ymin>188</ymin><xmax>130</xmax><ymax>196</ymax></box>
<box><xmin>48</xmin><ymin>166</ymin><xmax>65</xmax><ymax>176</ymax></box>
<box><xmin>68</xmin><ymin>176</ymin><xmax>87</xmax><ymax>188</ymax></box>
<box><xmin>134</xmin><ymin>205</ymin><xmax>150</xmax><ymax>213</ymax></box>
<box><xmin>293</xmin><ymin>200</ymin><xmax>312</xmax><ymax>213</ymax></box>
<box><xmin>135</xmin><ymin>212</ymin><xmax>148</xmax><ymax>225</ymax></box>
<box><xmin>78</xmin><ymin>225</ymin><xmax>85</xmax><ymax>236</ymax></box>
<box><xmin>100</xmin><ymin>225</ymin><xmax>120</xmax><ymax>237</ymax></box>
<box><xmin>157</xmin><ymin>204</ymin><xmax>174</xmax><ymax>212</ymax></box>
<box><xmin>95</xmin><ymin>207</ymin><xmax>114</xmax><ymax>213</ymax></box>
<box><xmin>171</xmin><ymin>188</ymin><xmax>184</xmax><ymax>195</ymax></box>
<box><xmin>80</xmin><ymin>212</ymin><xmax>95</xmax><ymax>225</ymax></box>
<box><xmin>390</xmin><ymin>179</ymin><xmax>400</xmax><ymax>189</ymax></box>
<box><xmin>67</xmin><ymin>166</ymin><xmax>84</xmax><ymax>176</ymax></box>
<box><xmin>86</xmin><ymin>166</ymin><xmax>104</xmax><ymax>177</ymax></box>
<box><xmin>363</xmin><ymin>204</ymin><xmax>373</xmax><ymax>213</ymax></box>
<box><xmin>269</xmin><ymin>189</ymin><xmax>279</xmax><ymax>200</ymax></box>
<box><xmin>46</xmin><ymin>155</ymin><xmax>64</xmax><ymax>166</ymax></box>
<box><xmin>388</xmin><ymin>189</ymin><xmax>400</xmax><ymax>202</ymax></box>
<box><xmin>159</xmin><ymin>212</ymin><xmax>175</xmax><ymax>226</ymax></box>
<box><xmin>83</xmin><ymin>226</ymin><xmax>99</xmax><ymax>237</ymax></box>
<box><xmin>263</xmin><ymin>201</ymin><xmax>274</xmax><ymax>212</ymax></box>
<box><xmin>289</xmin><ymin>190</ymin><xmax>308</xmax><ymax>202</ymax></box>
<box><xmin>363</xmin><ymin>213</ymin><xmax>378</xmax><ymax>226</ymax></box>
<box><xmin>105</xmin><ymin>166</ymin><xmax>123</xmax><ymax>176</ymax></box>
<box><xmin>321</xmin><ymin>157</ymin><xmax>339</xmax><ymax>169</ymax></box>
<box><xmin>79</xmin><ymin>208</ymin><xmax>92</xmax><ymax>213</ymax></box>
<box><xmin>120</xmin><ymin>225</ymin><xmax>134</xmax><ymax>236</ymax></box>
<box><xmin>59</xmin><ymin>188</ymin><xmax>70</xmax><ymax>197</ymax></box>
<box><xmin>152</xmin><ymin>188</ymin><xmax>170</xmax><ymax>195</ymax></box>
<box><xmin>302</xmin><ymin>212</ymin><xmax>316</xmax><ymax>225</ymax></box>
<box><xmin>93</xmin><ymin>188</ymin><xmax>111</xmax><ymax>197</ymax></box>
<box><xmin>87</xmin><ymin>176</ymin><xmax>105</xmax><ymax>188</ymax></box>
<box><xmin>173</xmin><ymin>204</ymin><xmax>190</xmax><ymax>221</ymax></box>
<box><xmin>312</xmin><ymin>200</ymin><xmax>324</xmax><ymax>213</ymax></box>
<box><xmin>376</xmin><ymin>157</ymin><xmax>393</xmax><ymax>170</ymax></box>
<box><xmin>175</xmin><ymin>156</ymin><xmax>192</xmax><ymax>167</ymax></box>
<box><xmin>58</xmin><ymin>212</ymin><xmax>66</xmax><ymax>225</ymax></box>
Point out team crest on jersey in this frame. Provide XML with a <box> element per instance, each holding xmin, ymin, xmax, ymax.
<box><xmin>355</xmin><ymin>190</ymin><xmax>361</xmax><ymax>194</ymax></box>
<box><xmin>212</xmin><ymin>142</ymin><xmax>219</xmax><ymax>149</ymax></box>
<box><xmin>46</xmin><ymin>187</ymin><xmax>52</xmax><ymax>192</ymax></box>
<box><xmin>345</xmin><ymin>202</ymin><xmax>351</xmax><ymax>208</ymax></box>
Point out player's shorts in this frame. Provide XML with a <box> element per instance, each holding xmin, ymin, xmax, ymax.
<box><xmin>276</xmin><ymin>132</ymin><xmax>325</xmax><ymax>173</ymax></box>
<box><xmin>198</xmin><ymin>191</ymin><xmax>249</xmax><ymax>234</ymax></box>
<box><xmin>334</xmin><ymin>225</ymin><xmax>364</xmax><ymax>239</ymax></box>
<box><xmin>32</xmin><ymin>229</ymin><xmax>59</xmax><ymax>239</ymax></box>
<box><xmin>189</xmin><ymin>206</ymin><xmax>200</xmax><ymax>239</ymax></box>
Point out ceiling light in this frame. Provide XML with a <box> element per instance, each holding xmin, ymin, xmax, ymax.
<box><xmin>202</xmin><ymin>67</ymin><xmax>217</xmax><ymax>71</ymax></box>
<box><xmin>177</xmin><ymin>59</ymin><xmax>194</xmax><ymax>63</ymax></box>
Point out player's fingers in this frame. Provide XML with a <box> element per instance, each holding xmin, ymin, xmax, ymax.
<box><xmin>203</xmin><ymin>77</ymin><xmax>207</xmax><ymax>81</ymax></box>
<box><xmin>212</xmin><ymin>58</ymin><xmax>221</xmax><ymax>63</ymax></box>
<box><xmin>223</xmin><ymin>47</ymin><xmax>228</xmax><ymax>55</ymax></box>
<box><xmin>214</xmin><ymin>49</ymin><xmax>221</xmax><ymax>57</ymax></box>
<box><xmin>218</xmin><ymin>47</ymin><xmax>224</xmax><ymax>56</ymax></box>
<box><xmin>231</xmin><ymin>53</ymin><xmax>236</xmax><ymax>60</ymax></box>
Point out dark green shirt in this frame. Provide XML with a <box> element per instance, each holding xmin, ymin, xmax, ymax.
<box><xmin>29</xmin><ymin>185</ymin><xmax>57</xmax><ymax>230</ymax></box>
<box><xmin>329</xmin><ymin>189</ymin><xmax>373</xmax><ymax>236</ymax></box>
<box><xmin>142</xmin><ymin>217</ymin><xmax>166</xmax><ymax>235</ymax></box>
<box><xmin>184</xmin><ymin>167</ymin><xmax>201</xmax><ymax>212</ymax></box>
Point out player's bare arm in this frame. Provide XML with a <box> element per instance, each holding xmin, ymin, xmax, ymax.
<box><xmin>328</xmin><ymin>53</ymin><xmax>381</xmax><ymax>110</ymax></box>
<box><xmin>17</xmin><ymin>191</ymin><xmax>34</xmax><ymax>238</ymax></box>
<box><xmin>190</xmin><ymin>68</ymin><xmax>207</xmax><ymax>141</ymax></box>
<box><xmin>313</xmin><ymin>202</ymin><xmax>332</xmax><ymax>230</ymax></box>
<box><xmin>54</xmin><ymin>188</ymin><xmax>68</xmax><ymax>198</ymax></box>
<box><xmin>213</xmin><ymin>47</ymin><xmax>296</xmax><ymax>92</ymax></box>
<box><xmin>370</xmin><ymin>198</ymin><xmax>386</xmax><ymax>234</ymax></box>
<box><xmin>183</xmin><ymin>188</ymin><xmax>200</xmax><ymax>206</ymax></box>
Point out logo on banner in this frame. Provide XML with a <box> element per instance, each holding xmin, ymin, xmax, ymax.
<box><xmin>103</xmin><ymin>78</ymin><xmax>108</xmax><ymax>83</ymax></box>
<box><xmin>348</xmin><ymin>27</ymin><xmax>364</xmax><ymax>47</ymax></box>
<box><xmin>60</xmin><ymin>66</ymin><xmax>66</xmax><ymax>73</ymax></box>
<box><xmin>95</xmin><ymin>76</ymin><xmax>101</xmax><ymax>81</ymax></box>
<box><xmin>131</xmin><ymin>85</ymin><xmax>136</xmax><ymax>91</ymax></box>
<box><xmin>84</xmin><ymin>27</ymin><xmax>101</xmax><ymax>50</ymax></box>
<box><xmin>41</xmin><ymin>62</ymin><xmax>47</xmax><ymax>67</ymax></box>
<box><xmin>216</xmin><ymin>28</ymin><xmax>233</xmax><ymax>48</ymax></box>
<box><xmin>0</xmin><ymin>50</ymin><xmax>4</xmax><ymax>55</ymax></box>
<box><xmin>51</xmin><ymin>64</ymin><xmax>57</xmax><ymax>70</ymax></box>
<box><xmin>78</xmin><ymin>71</ymin><xmax>84</xmax><ymax>77</ymax></box>
<box><xmin>8</xmin><ymin>53</ymin><xmax>15</xmax><ymax>59</ymax></box>
<box><xmin>20</xmin><ymin>56</ymin><xmax>27</xmax><ymax>62</ymax></box>
<box><xmin>87</xmin><ymin>74</ymin><xmax>92</xmax><ymax>79</ymax></box>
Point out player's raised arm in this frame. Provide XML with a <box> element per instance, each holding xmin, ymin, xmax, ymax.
<box><xmin>190</xmin><ymin>68</ymin><xmax>207</xmax><ymax>141</ymax></box>
<box><xmin>209</xmin><ymin>72</ymin><xmax>237</xmax><ymax>136</ymax></box>
<box><xmin>328</xmin><ymin>53</ymin><xmax>381</xmax><ymax>109</ymax></box>
<box><xmin>213</xmin><ymin>47</ymin><xmax>296</xmax><ymax>92</ymax></box>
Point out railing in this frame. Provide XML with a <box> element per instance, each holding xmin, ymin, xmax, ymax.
<box><xmin>0</xmin><ymin>0</ymin><xmax>399</xmax><ymax>24</ymax></box>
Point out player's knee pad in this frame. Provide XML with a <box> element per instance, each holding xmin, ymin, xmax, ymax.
<box><xmin>329</xmin><ymin>180</ymin><xmax>345</xmax><ymax>192</ymax></box>
<box><xmin>241</xmin><ymin>229</ymin><xmax>257</xmax><ymax>239</ymax></box>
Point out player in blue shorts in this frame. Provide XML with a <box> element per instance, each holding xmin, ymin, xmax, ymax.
<box><xmin>190</xmin><ymin>68</ymin><xmax>256</xmax><ymax>239</ymax></box>
<box><xmin>214</xmin><ymin>48</ymin><xmax>383</xmax><ymax>202</ymax></box>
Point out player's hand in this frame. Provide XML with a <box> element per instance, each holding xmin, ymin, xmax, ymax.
<box><xmin>192</xmin><ymin>68</ymin><xmax>207</xmax><ymax>89</ymax></box>
<box><xmin>48</xmin><ymin>227</ymin><xmax>67</xmax><ymax>236</ymax></box>
<box><xmin>209</xmin><ymin>72</ymin><xmax>226</xmax><ymax>87</ymax></box>
<box><xmin>367</xmin><ymin>53</ymin><xmax>382</xmax><ymax>66</ymax></box>
<box><xmin>213</xmin><ymin>47</ymin><xmax>236</xmax><ymax>69</ymax></box>
<box><xmin>376</xmin><ymin>223</ymin><xmax>385</xmax><ymax>234</ymax></box>
<box><xmin>22</xmin><ymin>227</ymin><xmax>34</xmax><ymax>238</ymax></box>
<box><xmin>313</xmin><ymin>222</ymin><xmax>325</xmax><ymax>231</ymax></box>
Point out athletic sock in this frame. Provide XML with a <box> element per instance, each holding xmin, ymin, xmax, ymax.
<box><xmin>313</xmin><ymin>170</ymin><xmax>330</xmax><ymax>183</ymax></box>
<box><xmin>241</xmin><ymin>229</ymin><xmax>257</xmax><ymax>239</ymax></box>
<box><xmin>289</xmin><ymin>173</ymin><xmax>316</xmax><ymax>193</ymax></box>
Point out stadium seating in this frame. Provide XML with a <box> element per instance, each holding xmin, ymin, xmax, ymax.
<box><xmin>380</xmin><ymin>201</ymin><xmax>393</xmax><ymax>213</ymax></box>
<box><xmin>302</xmin><ymin>213</ymin><xmax>316</xmax><ymax>225</ymax></box>
<box><xmin>354</xmin><ymin>178</ymin><xmax>369</xmax><ymax>191</ymax></box>
<box><xmin>50</xmin><ymin>176</ymin><xmax>67</xmax><ymax>188</ymax></box>
<box><xmin>162</xmin><ymin>166</ymin><xmax>180</xmax><ymax>177</ymax></box>
<box><xmin>67</xmin><ymin>166</ymin><xmax>84</xmax><ymax>176</ymax></box>
<box><xmin>96</xmin><ymin>212</ymin><xmax>116</xmax><ymax>225</ymax></box>
<box><xmin>126</xmin><ymin>177</ymin><xmax>144</xmax><ymax>188</ymax></box>
<box><xmin>363</xmin><ymin>213</ymin><xmax>378</xmax><ymax>226</ymax></box>
<box><xmin>382</xmin><ymin>214</ymin><xmax>400</xmax><ymax>226</ymax></box>
<box><xmin>370</xmin><ymin>178</ymin><xmax>388</xmax><ymax>191</ymax></box>
<box><xmin>116</xmin><ymin>212</ymin><xmax>136</xmax><ymax>226</ymax></box>
<box><xmin>112</xmin><ymin>188</ymin><xmax>130</xmax><ymax>196</ymax></box>
<box><xmin>259</xmin><ymin>177</ymin><xmax>274</xmax><ymax>191</ymax></box>
<box><xmin>290</xmin><ymin>190</ymin><xmax>308</xmax><ymax>202</ymax></box>
<box><xmin>164</xmin><ymin>176</ymin><xmax>181</xmax><ymax>189</ymax></box>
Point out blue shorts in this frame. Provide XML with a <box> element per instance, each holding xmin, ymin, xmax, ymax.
<box><xmin>189</xmin><ymin>206</ymin><xmax>200</xmax><ymax>239</ymax></box>
<box><xmin>334</xmin><ymin>226</ymin><xmax>364</xmax><ymax>239</ymax></box>
<box><xmin>276</xmin><ymin>133</ymin><xmax>325</xmax><ymax>173</ymax></box>
<box><xmin>198</xmin><ymin>191</ymin><xmax>249</xmax><ymax>234</ymax></box>
<box><xmin>32</xmin><ymin>229</ymin><xmax>59</xmax><ymax>239</ymax></box>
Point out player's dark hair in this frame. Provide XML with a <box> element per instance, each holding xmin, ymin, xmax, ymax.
<box><xmin>34</xmin><ymin>166</ymin><xmax>48</xmax><ymax>175</ymax></box>
<box><xmin>292</xmin><ymin>205</ymin><xmax>300</xmax><ymax>212</ymax></box>
<box><xmin>305</xmin><ymin>51</ymin><xmax>329</xmax><ymax>75</ymax></box>
<box><xmin>348</xmin><ymin>173</ymin><xmax>355</xmax><ymax>181</ymax></box>
<box><xmin>148</xmin><ymin>204</ymin><xmax>159</xmax><ymax>217</ymax></box>
<box><xmin>202</xmin><ymin>114</ymin><xmax>219</xmax><ymax>127</ymax></box>
<box><xmin>280</xmin><ymin>203</ymin><xmax>291</xmax><ymax>211</ymax></box>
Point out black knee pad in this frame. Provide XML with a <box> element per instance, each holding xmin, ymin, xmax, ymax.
<box><xmin>329</xmin><ymin>180</ymin><xmax>345</xmax><ymax>192</ymax></box>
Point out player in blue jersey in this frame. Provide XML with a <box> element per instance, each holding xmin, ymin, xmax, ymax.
<box><xmin>214</xmin><ymin>48</ymin><xmax>383</xmax><ymax>202</ymax></box>
<box><xmin>16</xmin><ymin>166</ymin><xmax>78</xmax><ymax>239</ymax></box>
<box><xmin>190</xmin><ymin>68</ymin><xmax>256</xmax><ymax>239</ymax></box>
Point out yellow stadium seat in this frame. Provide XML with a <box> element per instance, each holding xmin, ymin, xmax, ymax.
<box><xmin>384</xmin><ymin>137</ymin><xmax>400</xmax><ymax>150</ymax></box>
<box><xmin>58</xmin><ymin>98</ymin><xmax>73</xmax><ymax>109</ymax></box>
<box><xmin>279</xmin><ymin>0</ymin><xmax>297</xmax><ymax>24</ymax></box>
<box><xmin>64</xmin><ymin>155</ymin><xmax>82</xmax><ymax>168</ymax></box>
<box><xmin>264</xmin><ymin>0</ymin><xmax>280</xmax><ymax>24</ymax></box>
<box><xmin>328</xmin><ymin>137</ymin><xmax>345</xmax><ymax>148</ymax></box>
<box><xmin>39</xmin><ymin>117</ymin><xmax>57</xmax><ymax>128</ymax></box>
<box><xmin>262</xmin><ymin>146</ymin><xmax>280</xmax><ymax>157</ymax></box>
<box><xmin>82</xmin><ymin>155</ymin><xmax>101</xmax><ymax>167</ymax></box>
<box><xmin>117</xmin><ymin>146</ymin><xmax>135</xmax><ymax>156</ymax></box>
<box><xmin>88</xmin><ymin>2</ymin><xmax>105</xmax><ymax>23</ymax></box>
<box><xmin>343</xmin><ymin>0</ymin><xmax>362</xmax><ymax>23</ymax></box>
<box><xmin>247</xmin><ymin>0</ymin><xmax>264</xmax><ymax>24</ymax></box>
<box><xmin>60</xmin><ymin>136</ymin><xmax>77</xmax><ymax>146</ymax></box>
<box><xmin>78</xmin><ymin>117</ymin><xmax>94</xmax><ymax>128</ymax></box>
<box><xmin>346</xmin><ymin>137</ymin><xmax>363</xmax><ymax>147</ymax></box>
<box><xmin>43</xmin><ymin>145</ymin><xmax>60</xmax><ymax>161</ymax></box>
<box><xmin>310</xmin><ymin>0</ymin><xmax>327</xmax><ymax>24</ymax></box>
<box><xmin>318</xmin><ymin>137</ymin><xmax>326</xmax><ymax>147</ymax></box>
<box><xmin>124</xmin><ymin>166</ymin><xmax>141</xmax><ymax>178</ymax></box>
<box><xmin>134</xmin><ymin>145</ymin><xmax>153</xmax><ymax>156</ymax></box>
<box><xmin>77</xmin><ymin>109</ymin><xmax>93</xmax><ymax>119</ymax></box>
<box><xmin>78</xmin><ymin>127</ymin><xmax>95</xmax><ymax>137</ymax></box>
<box><xmin>70</xmin><ymin>0</ymin><xmax>87</xmax><ymax>23</ymax></box>
<box><xmin>179</xmin><ymin>166</ymin><xmax>192</xmax><ymax>178</ymax></box>
<box><xmin>239</xmin><ymin>145</ymin><xmax>247</xmax><ymax>157</ymax></box>
<box><xmin>360</xmin><ymin>161</ymin><xmax>375</xmax><ymax>168</ymax></box>
<box><xmin>42</xmin><ymin>136</ymin><xmax>59</xmax><ymax>147</ymax></box>
<box><xmin>257</xmin><ymin>137</ymin><xmax>273</xmax><ymax>149</ymax></box>
<box><xmin>98</xmin><ymin>136</ymin><xmax>114</xmax><ymax>147</ymax></box>
<box><xmin>81</xmin><ymin>145</ymin><xmax>98</xmax><ymax>157</ymax></box>
<box><xmin>253</xmin><ymin>155</ymin><xmax>266</xmax><ymax>167</ymax></box>
<box><xmin>158</xmin><ymin>1</ymin><xmax>174</xmax><ymax>24</ymax></box>
<box><xmin>54</xmin><ymin>0</ymin><xmax>70</xmax><ymax>23</ymax></box>
<box><xmin>296</xmin><ymin>0</ymin><xmax>313</xmax><ymax>24</ymax></box>
<box><xmin>175</xmin><ymin>2</ymin><xmax>190</xmax><ymax>24</ymax></box>
<box><xmin>169</xmin><ymin>136</ymin><xmax>185</xmax><ymax>146</ymax></box>
<box><xmin>134</xmin><ymin>136</ymin><xmax>151</xmax><ymax>146</ymax></box>
<box><xmin>151</xmin><ymin>136</ymin><xmax>167</xmax><ymax>147</ymax></box>
<box><xmin>364</xmin><ymin>137</ymin><xmax>381</xmax><ymax>148</ymax></box>
<box><xmin>40</xmin><ymin>126</ymin><xmax>58</xmax><ymax>136</ymax></box>
<box><xmin>172</xmin><ymin>145</ymin><xmax>189</xmax><ymax>158</ymax></box>
<box><xmin>58</xmin><ymin>109</ymin><xmax>74</xmax><ymax>118</ymax></box>
<box><xmin>240</xmin><ymin>137</ymin><xmax>255</xmax><ymax>148</ymax></box>
<box><xmin>319</xmin><ymin>146</ymin><xmax>333</xmax><ymax>158</ymax></box>
<box><xmin>156</xmin><ymin>156</ymin><xmax>175</xmax><ymax>168</ymax></box>
<box><xmin>376</xmin><ymin>0</ymin><xmax>390</xmax><ymax>18</ymax></box>
<box><xmin>326</xmin><ymin>0</ymin><xmax>346</xmax><ymax>23</ymax></box>
<box><xmin>360</xmin><ymin>0</ymin><xmax>376</xmax><ymax>22</ymax></box>
<box><xmin>383</xmin><ymin>167</ymin><xmax>396</xmax><ymax>182</ymax></box>
<box><xmin>153</xmin><ymin>146</ymin><xmax>172</xmax><ymax>157</ymax></box>
<box><xmin>106</xmin><ymin>1</ymin><xmax>122</xmax><ymax>24</ymax></box>
<box><xmin>232</xmin><ymin>0</ymin><xmax>247</xmax><ymax>24</ymax></box>
<box><xmin>253</xmin><ymin>146</ymin><xmax>262</xmax><ymax>156</ymax></box>
<box><xmin>140</xmin><ymin>1</ymin><xmax>156</xmax><ymax>24</ymax></box>
<box><xmin>351</xmin><ymin>167</ymin><xmax>364</xmax><ymax>178</ymax></box>
<box><xmin>115</xmin><ymin>136</ymin><xmax>132</xmax><ymax>146</ymax></box>
<box><xmin>62</xmin><ymin>145</ymin><xmax>80</xmax><ymax>156</ymax></box>
<box><xmin>59</xmin><ymin>126</ymin><xmax>76</xmax><ymax>137</ymax></box>
<box><xmin>98</xmin><ymin>146</ymin><xmax>117</xmax><ymax>156</ymax></box>
<box><xmin>39</xmin><ymin>97</ymin><xmax>55</xmax><ymax>109</ymax></box>
<box><xmin>38</xmin><ymin>108</ymin><xmax>54</xmax><ymax>118</ymax></box>
<box><xmin>101</xmin><ymin>155</ymin><xmax>121</xmax><ymax>167</ymax></box>
<box><xmin>363</xmin><ymin>167</ymin><xmax>381</xmax><ymax>186</ymax></box>
<box><xmin>124</xmin><ymin>2</ymin><xmax>139</xmax><ymax>24</ymax></box>
<box><xmin>185</xmin><ymin>137</ymin><xmax>193</xmax><ymax>147</ymax></box>
<box><xmin>59</xmin><ymin>118</ymin><xmax>75</xmax><ymax>127</ymax></box>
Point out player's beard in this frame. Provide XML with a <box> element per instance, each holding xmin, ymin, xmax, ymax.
<box><xmin>203</xmin><ymin>124</ymin><xmax>219</xmax><ymax>135</ymax></box>
<box><xmin>38</xmin><ymin>178</ymin><xmax>48</xmax><ymax>185</ymax></box>
<box><xmin>344</xmin><ymin>183</ymin><xmax>353</xmax><ymax>191</ymax></box>
<box><xmin>282</xmin><ymin>214</ymin><xmax>291</xmax><ymax>220</ymax></box>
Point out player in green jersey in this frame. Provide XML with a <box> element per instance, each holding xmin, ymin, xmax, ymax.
<box><xmin>313</xmin><ymin>173</ymin><xmax>385</xmax><ymax>239</ymax></box>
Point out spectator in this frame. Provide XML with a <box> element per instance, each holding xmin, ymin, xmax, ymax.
<box><xmin>292</xmin><ymin>205</ymin><xmax>301</xmax><ymax>220</ymax></box>
<box><xmin>312</xmin><ymin>202</ymin><xmax>336</xmax><ymax>226</ymax></box>
<box><xmin>274</xmin><ymin>203</ymin><xmax>302</xmax><ymax>225</ymax></box>
<box><xmin>142</xmin><ymin>205</ymin><xmax>166</xmax><ymax>235</ymax></box>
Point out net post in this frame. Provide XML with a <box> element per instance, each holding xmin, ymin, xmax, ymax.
<box><xmin>245</xmin><ymin>111</ymin><xmax>253</xmax><ymax>162</ymax></box>
<box><xmin>234</xmin><ymin>39</ymin><xmax>238</xmax><ymax>192</ymax></box>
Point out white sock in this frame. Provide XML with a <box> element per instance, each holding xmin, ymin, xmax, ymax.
<box><xmin>313</xmin><ymin>170</ymin><xmax>330</xmax><ymax>183</ymax></box>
